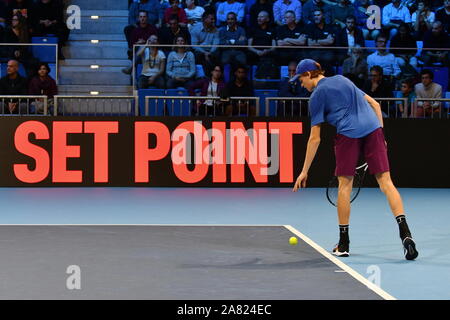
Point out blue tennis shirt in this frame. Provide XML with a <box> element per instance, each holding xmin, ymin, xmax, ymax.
<box><xmin>309</xmin><ymin>75</ymin><xmax>381</xmax><ymax>138</ymax></box>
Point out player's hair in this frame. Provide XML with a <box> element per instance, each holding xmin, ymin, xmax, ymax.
<box><xmin>301</xmin><ymin>61</ymin><xmax>325</xmax><ymax>78</ymax></box>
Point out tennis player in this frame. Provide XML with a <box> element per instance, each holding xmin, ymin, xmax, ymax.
<box><xmin>291</xmin><ymin>59</ymin><xmax>418</xmax><ymax>260</ymax></box>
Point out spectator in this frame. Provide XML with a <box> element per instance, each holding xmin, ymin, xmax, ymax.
<box><xmin>216</xmin><ymin>0</ymin><xmax>245</xmax><ymax>26</ymax></box>
<box><xmin>0</xmin><ymin>60</ymin><xmax>28</xmax><ymax>114</ymax></box>
<box><xmin>382</xmin><ymin>0</ymin><xmax>411</xmax><ymax>40</ymax></box>
<box><xmin>185</xmin><ymin>0</ymin><xmax>205</xmax><ymax>29</ymax></box>
<box><xmin>414</xmin><ymin>69</ymin><xmax>443</xmax><ymax>117</ymax></box>
<box><xmin>249</xmin><ymin>0</ymin><xmax>274</xmax><ymax>28</ymax></box>
<box><xmin>273</xmin><ymin>0</ymin><xmax>302</xmax><ymax>26</ymax></box>
<box><xmin>190</xmin><ymin>11</ymin><xmax>220</xmax><ymax>75</ymax></box>
<box><xmin>130</xmin><ymin>11</ymin><xmax>159</xmax><ymax>58</ymax></box>
<box><xmin>31</xmin><ymin>0</ymin><xmax>69</xmax><ymax>60</ymax></box>
<box><xmin>127</xmin><ymin>0</ymin><xmax>162</xmax><ymax>28</ymax></box>
<box><xmin>367</xmin><ymin>34</ymin><xmax>401</xmax><ymax>79</ymax></box>
<box><xmin>28</xmin><ymin>62</ymin><xmax>57</xmax><ymax>114</ymax></box>
<box><xmin>136</xmin><ymin>34</ymin><xmax>166</xmax><ymax>89</ymax></box>
<box><xmin>362</xmin><ymin>65</ymin><xmax>394</xmax><ymax>116</ymax></box>
<box><xmin>277</xmin><ymin>61</ymin><xmax>311</xmax><ymax>116</ymax></box>
<box><xmin>159</xmin><ymin>14</ymin><xmax>191</xmax><ymax>54</ymax></box>
<box><xmin>188</xmin><ymin>64</ymin><xmax>226</xmax><ymax>115</ymax></box>
<box><xmin>276</xmin><ymin>10</ymin><xmax>307</xmax><ymax>65</ymax></box>
<box><xmin>420</xmin><ymin>21</ymin><xmax>449</xmax><ymax>67</ymax></box>
<box><xmin>222</xmin><ymin>65</ymin><xmax>256</xmax><ymax>116</ymax></box>
<box><xmin>390</xmin><ymin>22</ymin><xmax>418</xmax><ymax>68</ymax></box>
<box><xmin>248</xmin><ymin>10</ymin><xmax>277</xmax><ymax>65</ymax></box>
<box><xmin>342</xmin><ymin>45</ymin><xmax>368</xmax><ymax>88</ymax></box>
<box><xmin>335</xmin><ymin>15</ymin><xmax>365</xmax><ymax>63</ymax></box>
<box><xmin>331</xmin><ymin>0</ymin><xmax>355</xmax><ymax>29</ymax></box>
<box><xmin>396</xmin><ymin>78</ymin><xmax>416</xmax><ymax>117</ymax></box>
<box><xmin>354</xmin><ymin>0</ymin><xmax>380</xmax><ymax>39</ymax></box>
<box><xmin>435</xmin><ymin>0</ymin><xmax>450</xmax><ymax>33</ymax></box>
<box><xmin>6</xmin><ymin>0</ymin><xmax>32</xmax><ymax>23</ymax></box>
<box><xmin>302</xmin><ymin>0</ymin><xmax>333</xmax><ymax>25</ymax></box>
<box><xmin>3</xmin><ymin>13</ymin><xmax>38</xmax><ymax>77</ymax></box>
<box><xmin>165</xmin><ymin>35</ymin><xmax>196</xmax><ymax>88</ymax></box>
<box><xmin>218</xmin><ymin>12</ymin><xmax>247</xmax><ymax>69</ymax></box>
<box><xmin>164</xmin><ymin>0</ymin><xmax>188</xmax><ymax>27</ymax></box>
<box><xmin>305</xmin><ymin>8</ymin><xmax>336</xmax><ymax>75</ymax></box>
<box><xmin>411</xmin><ymin>0</ymin><xmax>435</xmax><ymax>39</ymax></box>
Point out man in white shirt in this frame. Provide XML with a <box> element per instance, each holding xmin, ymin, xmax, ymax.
<box><xmin>367</xmin><ymin>34</ymin><xmax>401</xmax><ymax>78</ymax></box>
<box><xmin>382</xmin><ymin>0</ymin><xmax>411</xmax><ymax>39</ymax></box>
<box><xmin>216</xmin><ymin>0</ymin><xmax>245</xmax><ymax>26</ymax></box>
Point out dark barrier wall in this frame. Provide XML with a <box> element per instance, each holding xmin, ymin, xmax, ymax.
<box><xmin>0</xmin><ymin>117</ymin><xmax>448</xmax><ymax>187</ymax></box>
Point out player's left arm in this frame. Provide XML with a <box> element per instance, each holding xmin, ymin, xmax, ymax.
<box><xmin>293</xmin><ymin>124</ymin><xmax>321</xmax><ymax>191</ymax></box>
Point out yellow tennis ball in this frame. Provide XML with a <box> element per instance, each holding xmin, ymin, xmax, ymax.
<box><xmin>289</xmin><ymin>237</ymin><xmax>298</xmax><ymax>246</ymax></box>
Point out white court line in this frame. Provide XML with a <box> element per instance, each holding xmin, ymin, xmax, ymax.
<box><xmin>284</xmin><ymin>225</ymin><xmax>396</xmax><ymax>300</ymax></box>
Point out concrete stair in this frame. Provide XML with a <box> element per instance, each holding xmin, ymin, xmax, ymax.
<box><xmin>59</xmin><ymin>1</ymin><xmax>133</xmax><ymax>99</ymax></box>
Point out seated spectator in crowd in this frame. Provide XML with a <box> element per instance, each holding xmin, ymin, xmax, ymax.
<box><xmin>277</xmin><ymin>61</ymin><xmax>311</xmax><ymax>116</ymax></box>
<box><xmin>330</xmin><ymin>0</ymin><xmax>355</xmax><ymax>29</ymax></box>
<box><xmin>0</xmin><ymin>60</ymin><xmax>28</xmax><ymax>114</ymax></box>
<box><xmin>31</xmin><ymin>0</ymin><xmax>70</xmax><ymax>59</ymax></box>
<box><xmin>249</xmin><ymin>0</ymin><xmax>274</xmax><ymax>28</ymax></box>
<box><xmin>363</xmin><ymin>65</ymin><xmax>394</xmax><ymax>116</ymax></box>
<box><xmin>28</xmin><ymin>62</ymin><xmax>57</xmax><ymax>114</ymax></box>
<box><xmin>435</xmin><ymin>0</ymin><xmax>450</xmax><ymax>33</ymax></box>
<box><xmin>3</xmin><ymin>13</ymin><xmax>38</xmax><ymax>77</ymax></box>
<box><xmin>305</xmin><ymin>9</ymin><xmax>336</xmax><ymax>75</ymax></box>
<box><xmin>125</xmin><ymin>0</ymin><xmax>161</xmax><ymax>57</ymax></box>
<box><xmin>273</xmin><ymin>0</ymin><xmax>302</xmax><ymax>26</ymax></box>
<box><xmin>222</xmin><ymin>65</ymin><xmax>256</xmax><ymax>116</ymax></box>
<box><xmin>216</xmin><ymin>0</ymin><xmax>245</xmax><ymax>26</ymax></box>
<box><xmin>396</xmin><ymin>78</ymin><xmax>416</xmax><ymax>117</ymax></box>
<box><xmin>302</xmin><ymin>0</ymin><xmax>333</xmax><ymax>25</ymax></box>
<box><xmin>219</xmin><ymin>12</ymin><xmax>247</xmax><ymax>70</ymax></box>
<box><xmin>190</xmin><ymin>11</ymin><xmax>220</xmax><ymax>75</ymax></box>
<box><xmin>165</xmin><ymin>36</ymin><xmax>196</xmax><ymax>88</ymax></box>
<box><xmin>159</xmin><ymin>14</ymin><xmax>191</xmax><ymax>54</ymax></box>
<box><xmin>248</xmin><ymin>10</ymin><xmax>277</xmax><ymax>66</ymax></box>
<box><xmin>414</xmin><ymin>69</ymin><xmax>443</xmax><ymax>117</ymax></box>
<box><xmin>188</xmin><ymin>64</ymin><xmax>226</xmax><ymax>115</ymax></box>
<box><xmin>342</xmin><ymin>45</ymin><xmax>368</xmax><ymax>88</ymax></box>
<box><xmin>335</xmin><ymin>15</ymin><xmax>365</xmax><ymax>63</ymax></box>
<box><xmin>164</xmin><ymin>0</ymin><xmax>188</xmax><ymax>27</ymax></box>
<box><xmin>390</xmin><ymin>22</ymin><xmax>418</xmax><ymax>69</ymax></box>
<box><xmin>276</xmin><ymin>10</ymin><xmax>307</xmax><ymax>65</ymax></box>
<box><xmin>136</xmin><ymin>34</ymin><xmax>166</xmax><ymax>89</ymax></box>
<box><xmin>420</xmin><ymin>21</ymin><xmax>449</xmax><ymax>67</ymax></box>
<box><xmin>367</xmin><ymin>34</ymin><xmax>401</xmax><ymax>80</ymax></box>
<box><xmin>185</xmin><ymin>0</ymin><xmax>205</xmax><ymax>29</ymax></box>
<box><xmin>354</xmin><ymin>0</ymin><xmax>380</xmax><ymax>39</ymax></box>
<box><xmin>411</xmin><ymin>0</ymin><xmax>435</xmax><ymax>39</ymax></box>
<box><xmin>129</xmin><ymin>11</ymin><xmax>158</xmax><ymax>59</ymax></box>
<box><xmin>127</xmin><ymin>0</ymin><xmax>161</xmax><ymax>29</ymax></box>
<box><xmin>6</xmin><ymin>0</ymin><xmax>32</xmax><ymax>23</ymax></box>
<box><xmin>382</xmin><ymin>0</ymin><xmax>411</xmax><ymax>40</ymax></box>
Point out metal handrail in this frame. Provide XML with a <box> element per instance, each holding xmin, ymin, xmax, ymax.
<box><xmin>54</xmin><ymin>95</ymin><xmax>138</xmax><ymax>116</ymax></box>
<box><xmin>0</xmin><ymin>95</ymin><xmax>48</xmax><ymax>115</ymax></box>
<box><xmin>412</xmin><ymin>98</ymin><xmax>450</xmax><ymax>119</ymax></box>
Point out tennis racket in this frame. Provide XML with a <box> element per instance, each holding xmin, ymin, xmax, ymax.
<box><xmin>326</xmin><ymin>163</ymin><xmax>368</xmax><ymax>207</ymax></box>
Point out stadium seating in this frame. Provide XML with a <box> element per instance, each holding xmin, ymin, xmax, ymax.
<box><xmin>166</xmin><ymin>88</ymin><xmax>191</xmax><ymax>116</ymax></box>
<box><xmin>254</xmin><ymin>89</ymin><xmax>278</xmax><ymax>116</ymax></box>
<box><xmin>138</xmin><ymin>89</ymin><xmax>165</xmax><ymax>116</ymax></box>
<box><xmin>431</xmin><ymin>67</ymin><xmax>449</xmax><ymax>92</ymax></box>
<box><xmin>31</xmin><ymin>37</ymin><xmax>58</xmax><ymax>63</ymax></box>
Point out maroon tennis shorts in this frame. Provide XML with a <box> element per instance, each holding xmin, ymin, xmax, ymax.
<box><xmin>334</xmin><ymin>128</ymin><xmax>390</xmax><ymax>176</ymax></box>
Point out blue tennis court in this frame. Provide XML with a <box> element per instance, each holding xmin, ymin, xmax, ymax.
<box><xmin>1</xmin><ymin>187</ymin><xmax>447</xmax><ymax>300</ymax></box>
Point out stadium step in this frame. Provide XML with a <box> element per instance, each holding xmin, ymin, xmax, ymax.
<box><xmin>58</xmin><ymin>85</ymin><xmax>134</xmax><ymax>96</ymax></box>
<box><xmin>60</xmin><ymin>59</ymin><xmax>130</xmax><ymax>67</ymax></box>
<box><xmin>68</xmin><ymin>0</ymin><xmax>127</xmax><ymax>10</ymax></box>
<box><xmin>59</xmin><ymin>66</ymin><xmax>131</xmax><ymax>85</ymax></box>
<box><xmin>62</xmin><ymin>44</ymin><xmax>128</xmax><ymax>59</ymax></box>
<box><xmin>71</xmin><ymin>16</ymin><xmax>128</xmax><ymax>34</ymax></box>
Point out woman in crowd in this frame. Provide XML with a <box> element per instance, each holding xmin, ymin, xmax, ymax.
<box><xmin>165</xmin><ymin>35</ymin><xmax>196</xmax><ymax>89</ymax></box>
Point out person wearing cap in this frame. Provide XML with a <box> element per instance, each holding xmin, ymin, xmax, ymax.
<box><xmin>292</xmin><ymin>59</ymin><xmax>418</xmax><ymax>261</ymax></box>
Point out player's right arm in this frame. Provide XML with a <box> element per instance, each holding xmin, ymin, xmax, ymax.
<box><xmin>293</xmin><ymin>124</ymin><xmax>321</xmax><ymax>191</ymax></box>
<box><xmin>364</xmin><ymin>94</ymin><xmax>384</xmax><ymax>128</ymax></box>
